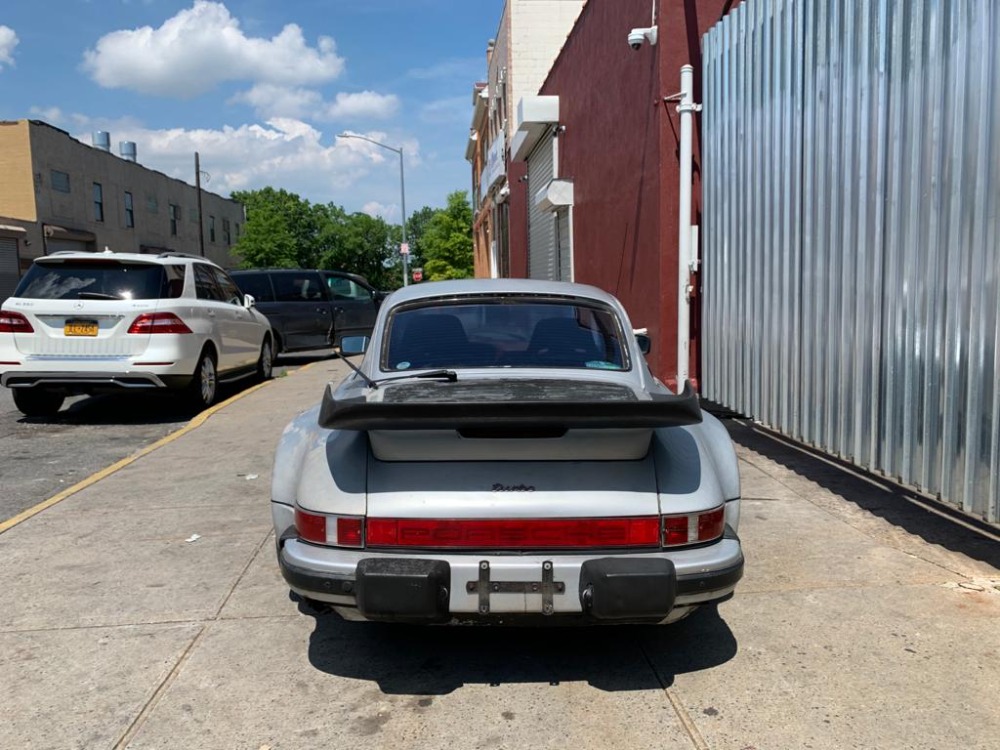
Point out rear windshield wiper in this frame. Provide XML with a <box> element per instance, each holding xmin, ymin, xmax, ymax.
<box><xmin>76</xmin><ymin>292</ymin><xmax>125</xmax><ymax>300</ymax></box>
<box><xmin>372</xmin><ymin>369</ymin><xmax>458</xmax><ymax>387</ymax></box>
<box><xmin>338</xmin><ymin>353</ymin><xmax>457</xmax><ymax>390</ymax></box>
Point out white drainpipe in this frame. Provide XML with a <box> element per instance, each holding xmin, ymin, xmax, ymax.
<box><xmin>675</xmin><ymin>64</ymin><xmax>701</xmax><ymax>389</ymax></box>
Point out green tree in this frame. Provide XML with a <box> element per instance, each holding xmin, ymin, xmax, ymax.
<box><xmin>232</xmin><ymin>188</ymin><xmax>321</xmax><ymax>269</ymax></box>
<box><xmin>318</xmin><ymin>209</ymin><xmax>399</xmax><ymax>291</ymax></box>
<box><xmin>419</xmin><ymin>191</ymin><xmax>474</xmax><ymax>281</ymax></box>
<box><xmin>402</xmin><ymin>205</ymin><xmax>437</xmax><ymax>270</ymax></box>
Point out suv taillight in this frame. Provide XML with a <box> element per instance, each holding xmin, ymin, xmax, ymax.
<box><xmin>661</xmin><ymin>506</ymin><xmax>726</xmax><ymax>547</ymax></box>
<box><xmin>0</xmin><ymin>311</ymin><xmax>33</xmax><ymax>333</ymax></box>
<box><xmin>127</xmin><ymin>313</ymin><xmax>192</xmax><ymax>334</ymax></box>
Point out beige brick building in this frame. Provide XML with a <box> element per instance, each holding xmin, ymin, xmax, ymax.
<box><xmin>0</xmin><ymin>120</ymin><xmax>244</xmax><ymax>299</ymax></box>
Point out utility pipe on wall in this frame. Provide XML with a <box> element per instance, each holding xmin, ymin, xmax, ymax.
<box><xmin>676</xmin><ymin>64</ymin><xmax>700</xmax><ymax>388</ymax></box>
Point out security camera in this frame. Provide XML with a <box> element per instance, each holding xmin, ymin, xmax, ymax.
<box><xmin>628</xmin><ymin>26</ymin><xmax>658</xmax><ymax>50</ymax></box>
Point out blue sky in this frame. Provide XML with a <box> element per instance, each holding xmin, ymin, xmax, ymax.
<box><xmin>0</xmin><ymin>0</ymin><xmax>502</xmax><ymax>220</ymax></box>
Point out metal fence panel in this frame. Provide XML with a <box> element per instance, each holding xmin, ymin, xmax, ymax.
<box><xmin>702</xmin><ymin>0</ymin><xmax>1000</xmax><ymax>524</ymax></box>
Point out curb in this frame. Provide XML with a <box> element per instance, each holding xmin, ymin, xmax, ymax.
<box><xmin>0</xmin><ymin>363</ymin><xmax>318</xmax><ymax>536</ymax></box>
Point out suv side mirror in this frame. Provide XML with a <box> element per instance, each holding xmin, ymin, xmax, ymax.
<box><xmin>243</xmin><ymin>293</ymin><xmax>256</xmax><ymax>309</ymax></box>
<box><xmin>635</xmin><ymin>333</ymin><xmax>651</xmax><ymax>354</ymax></box>
<box><xmin>340</xmin><ymin>336</ymin><xmax>370</xmax><ymax>356</ymax></box>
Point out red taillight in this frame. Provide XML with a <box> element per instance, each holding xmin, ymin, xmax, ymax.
<box><xmin>366</xmin><ymin>517</ymin><xmax>661</xmax><ymax>549</ymax></box>
<box><xmin>0</xmin><ymin>311</ymin><xmax>33</xmax><ymax>333</ymax></box>
<box><xmin>336</xmin><ymin>517</ymin><xmax>363</xmax><ymax>546</ymax></box>
<box><xmin>295</xmin><ymin>507</ymin><xmax>326</xmax><ymax>544</ymax></box>
<box><xmin>127</xmin><ymin>313</ymin><xmax>192</xmax><ymax>334</ymax></box>
<box><xmin>294</xmin><ymin>508</ymin><xmax>364</xmax><ymax>548</ymax></box>
<box><xmin>697</xmin><ymin>507</ymin><xmax>726</xmax><ymax>542</ymax></box>
<box><xmin>662</xmin><ymin>506</ymin><xmax>727</xmax><ymax>547</ymax></box>
<box><xmin>662</xmin><ymin>515</ymin><xmax>689</xmax><ymax>546</ymax></box>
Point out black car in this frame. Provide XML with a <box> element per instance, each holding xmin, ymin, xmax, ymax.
<box><xmin>230</xmin><ymin>269</ymin><xmax>384</xmax><ymax>354</ymax></box>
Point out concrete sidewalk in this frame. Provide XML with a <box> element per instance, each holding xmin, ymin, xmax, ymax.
<box><xmin>1</xmin><ymin>358</ymin><xmax>998</xmax><ymax>750</ymax></box>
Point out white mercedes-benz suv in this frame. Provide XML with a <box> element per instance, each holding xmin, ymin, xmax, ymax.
<box><xmin>0</xmin><ymin>250</ymin><xmax>274</xmax><ymax>416</ymax></box>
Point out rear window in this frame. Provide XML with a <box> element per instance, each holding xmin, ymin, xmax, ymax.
<box><xmin>14</xmin><ymin>260</ymin><xmax>183</xmax><ymax>300</ymax></box>
<box><xmin>382</xmin><ymin>298</ymin><xmax>629</xmax><ymax>371</ymax></box>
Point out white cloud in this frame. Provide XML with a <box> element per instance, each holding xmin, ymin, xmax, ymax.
<box><xmin>66</xmin><ymin>116</ymin><xmax>421</xmax><ymax>205</ymax></box>
<box><xmin>362</xmin><ymin>201</ymin><xmax>396</xmax><ymax>221</ymax></box>
<box><xmin>322</xmin><ymin>91</ymin><xmax>400</xmax><ymax>121</ymax></box>
<box><xmin>0</xmin><ymin>26</ymin><xmax>18</xmax><ymax>70</ymax></box>
<box><xmin>228</xmin><ymin>84</ymin><xmax>322</xmax><ymax>120</ymax></box>
<box><xmin>229</xmin><ymin>86</ymin><xmax>399</xmax><ymax>122</ymax></box>
<box><xmin>29</xmin><ymin>106</ymin><xmax>65</xmax><ymax>124</ymax></box>
<box><xmin>81</xmin><ymin>1</ymin><xmax>344</xmax><ymax>98</ymax></box>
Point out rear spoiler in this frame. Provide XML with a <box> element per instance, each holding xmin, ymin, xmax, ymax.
<box><xmin>318</xmin><ymin>378</ymin><xmax>702</xmax><ymax>431</ymax></box>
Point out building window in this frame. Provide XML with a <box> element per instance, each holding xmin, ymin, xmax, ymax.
<box><xmin>222</xmin><ymin>218</ymin><xmax>231</xmax><ymax>245</ymax></box>
<box><xmin>209</xmin><ymin>216</ymin><xmax>216</xmax><ymax>243</ymax></box>
<box><xmin>93</xmin><ymin>183</ymin><xmax>104</xmax><ymax>222</ymax></box>
<box><xmin>124</xmin><ymin>192</ymin><xmax>134</xmax><ymax>228</ymax></box>
<box><xmin>51</xmin><ymin>170</ymin><xmax>71</xmax><ymax>193</ymax></box>
<box><xmin>169</xmin><ymin>204</ymin><xmax>180</xmax><ymax>236</ymax></box>
<box><xmin>235</xmin><ymin>222</ymin><xmax>241</xmax><ymax>240</ymax></box>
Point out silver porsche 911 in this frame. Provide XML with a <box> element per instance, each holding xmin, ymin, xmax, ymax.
<box><xmin>270</xmin><ymin>279</ymin><xmax>743</xmax><ymax>624</ymax></box>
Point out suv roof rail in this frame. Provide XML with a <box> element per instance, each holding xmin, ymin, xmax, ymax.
<box><xmin>156</xmin><ymin>251</ymin><xmax>207</xmax><ymax>261</ymax></box>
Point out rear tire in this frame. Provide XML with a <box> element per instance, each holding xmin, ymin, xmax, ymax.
<box><xmin>12</xmin><ymin>389</ymin><xmax>65</xmax><ymax>417</ymax></box>
<box><xmin>256</xmin><ymin>336</ymin><xmax>274</xmax><ymax>382</ymax></box>
<box><xmin>186</xmin><ymin>349</ymin><xmax>218</xmax><ymax>410</ymax></box>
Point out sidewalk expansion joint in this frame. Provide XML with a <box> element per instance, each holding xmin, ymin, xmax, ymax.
<box><xmin>113</xmin><ymin>624</ymin><xmax>207</xmax><ymax>750</ymax></box>
<box><xmin>639</xmin><ymin>642</ymin><xmax>710</xmax><ymax>750</ymax></box>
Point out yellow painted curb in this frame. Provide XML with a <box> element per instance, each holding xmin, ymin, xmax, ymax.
<box><xmin>0</xmin><ymin>361</ymin><xmax>321</xmax><ymax>536</ymax></box>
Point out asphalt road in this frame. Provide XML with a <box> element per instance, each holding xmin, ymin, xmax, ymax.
<box><xmin>0</xmin><ymin>350</ymin><xmax>334</xmax><ymax>523</ymax></box>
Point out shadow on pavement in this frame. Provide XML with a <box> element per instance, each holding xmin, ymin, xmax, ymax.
<box><xmin>727</xmin><ymin>421</ymin><xmax>1000</xmax><ymax>569</ymax></box>
<box><xmin>303</xmin><ymin>602</ymin><xmax>737</xmax><ymax>695</ymax></box>
<box><xmin>275</xmin><ymin>349</ymin><xmax>338</xmax><ymax>367</ymax></box>
<box><xmin>13</xmin><ymin>350</ymin><xmax>336</xmax><ymax>426</ymax></box>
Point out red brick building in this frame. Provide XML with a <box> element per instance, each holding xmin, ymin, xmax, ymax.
<box><xmin>491</xmin><ymin>0</ymin><xmax>739</xmax><ymax>389</ymax></box>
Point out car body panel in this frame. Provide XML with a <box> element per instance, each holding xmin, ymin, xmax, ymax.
<box><xmin>231</xmin><ymin>269</ymin><xmax>383</xmax><ymax>353</ymax></box>
<box><xmin>270</xmin><ymin>279</ymin><xmax>743</xmax><ymax>624</ymax></box>
<box><xmin>321</xmin><ymin>271</ymin><xmax>381</xmax><ymax>345</ymax></box>
<box><xmin>0</xmin><ymin>251</ymin><xmax>272</xmax><ymax>405</ymax></box>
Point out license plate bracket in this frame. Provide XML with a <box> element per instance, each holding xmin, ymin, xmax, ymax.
<box><xmin>466</xmin><ymin>560</ymin><xmax>565</xmax><ymax>615</ymax></box>
<box><xmin>65</xmin><ymin>319</ymin><xmax>99</xmax><ymax>337</ymax></box>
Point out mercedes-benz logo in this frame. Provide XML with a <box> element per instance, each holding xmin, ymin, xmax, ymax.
<box><xmin>73</xmin><ymin>302</ymin><xmax>84</xmax><ymax>310</ymax></box>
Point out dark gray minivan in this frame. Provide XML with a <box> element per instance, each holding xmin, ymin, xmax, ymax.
<box><xmin>230</xmin><ymin>269</ymin><xmax>384</xmax><ymax>354</ymax></box>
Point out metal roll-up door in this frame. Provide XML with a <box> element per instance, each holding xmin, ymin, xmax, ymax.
<box><xmin>556</xmin><ymin>207</ymin><xmax>572</xmax><ymax>281</ymax></box>
<box><xmin>527</xmin><ymin>131</ymin><xmax>556</xmax><ymax>280</ymax></box>
<box><xmin>0</xmin><ymin>237</ymin><xmax>20</xmax><ymax>301</ymax></box>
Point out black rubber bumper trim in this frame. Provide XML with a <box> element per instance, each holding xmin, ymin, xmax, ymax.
<box><xmin>675</xmin><ymin>556</ymin><xmax>745</xmax><ymax>596</ymax></box>
<box><xmin>278</xmin><ymin>548</ymin><xmax>356</xmax><ymax>597</ymax></box>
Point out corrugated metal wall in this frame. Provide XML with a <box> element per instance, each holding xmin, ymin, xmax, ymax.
<box><xmin>702</xmin><ymin>0</ymin><xmax>1000</xmax><ymax>523</ymax></box>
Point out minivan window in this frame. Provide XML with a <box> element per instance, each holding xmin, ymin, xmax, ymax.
<box><xmin>272</xmin><ymin>273</ymin><xmax>326</xmax><ymax>303</ymax></box>
<box><xmin>14</xmin><ymin>261</ymin><xmax>174</xmax><ymax>300</ymax></box>
<box><xmin>231</xmin><ymin>272</ymin><xmax>275</xmax><ymax>302</ymax></box>
<box><xmin>327</xmin><ymin>275</ymin><xmax>372</xmax><ymax>302</ymax></box>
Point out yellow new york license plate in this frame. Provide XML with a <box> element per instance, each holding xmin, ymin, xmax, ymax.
<box><xmin>65</xmin><ymin>320</ymin><xmax>99</xmax><ymax>337</ymax></box>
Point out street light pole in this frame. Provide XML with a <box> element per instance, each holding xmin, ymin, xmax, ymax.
<box><xmin>338</xmin><ymin>133</ymin><xmax>409</xmax><ymax>287</ymax></box>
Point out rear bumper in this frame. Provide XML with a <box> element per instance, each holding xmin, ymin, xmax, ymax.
<box><xmin>278</xmin><ymin>530</ymin><xmax>744</xmax><ymax>624</ymax></box>
<box><xmin>1</xmin><ymin>370</ymin><xmax>180</xmax><ymax>391</ymax></box>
